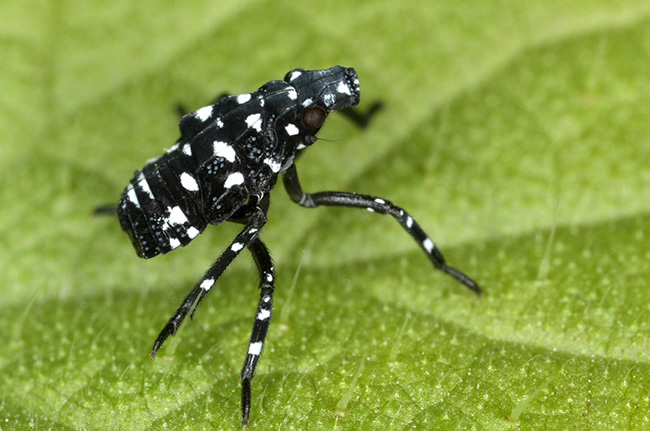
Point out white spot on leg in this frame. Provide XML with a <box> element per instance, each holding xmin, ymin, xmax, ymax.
<box><xmin>248</xmin><ymin>341</ymin><xmax>263</xmax><ymax>356</ymax></box>
<box><xmin>195</xmin><ymin>105</ymin><xmax>213</xmax><ymax>121</ymax></box>
<box><xmin>262</xmin><ymin>295</ymin><xmax>271</xmax><ymax>303</ymax></box>
<box><xmin>245</xmin><ymin>113</ymin><xmax>262</xmax><ymax>132</ymax></box>
<box><xmin>265</xmin><ymin>273</ymin><xmax>273</xmax><ymax>282</ymax></box>
<box><xmin>374</xmin><ymin>198</ymin><xmax>385</xmax><ymax>204</ymax></box>
<box><xmin>366</xmin><ymin>207</ymin><xmax>375</xmax><ymax>212</ymax></box>
<box><xmin>257</xmin><ymin>309</ymin><xmax>271</xmax><ymax>321</ymax></box>
<box><xmin>423</xmin><ymin>238</ymin><xmax>435</xmax><ymax>253</ymax></box>
<box><xmin>224</xmin><ymin>172</ymin><xmax>244</xmax><ymax>189</ymax></box>
<box><xmin>406</xmin><ymin>216</ymin><xmax>413</xmax><ymax>228</ymax></box>
<box><xmin>200</xmin><ymin>278</ymin><xmax>215</xmax><ymax>291</ymax></box>
<box><xmin>180</xmin><ymin>172</ymin><xmax>199</xmax><ymax>191</ymax></box>
<box><xmin>285</xmin><ymin>123</ymin><xmax>299</xmax><ymax>136</ymax></box>
<box><xmin>231</xmin><ymin>242</ymin><xmax>244</xmax><ymax>252</ymax></box>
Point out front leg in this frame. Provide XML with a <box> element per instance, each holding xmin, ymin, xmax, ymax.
<box><xmin>338</xmin><ymin>101</ymin><xmax>383</xmax><ymax>128</ymax></box>
<box><xmin>282</xmin><ymin>164</ymin><xmax>480</xmax><ymax>294</ymax></box>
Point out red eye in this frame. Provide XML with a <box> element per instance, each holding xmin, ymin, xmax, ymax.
<box><xmin>302</xmin><ymin>106</ymin><xmax>328</xmax><ymax>129</ymax></box>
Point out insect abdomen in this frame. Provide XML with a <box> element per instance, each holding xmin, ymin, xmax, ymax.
<box><xmin>118</xmin><ymin>149</ymin><xmax>208</xmax><ymax>258</ymax></box>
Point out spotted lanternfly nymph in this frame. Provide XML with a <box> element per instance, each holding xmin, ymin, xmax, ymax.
<box><xmin>107</xmin><ymin>66</ymin><xmax>481</xmax><ymax>425</ymax></box>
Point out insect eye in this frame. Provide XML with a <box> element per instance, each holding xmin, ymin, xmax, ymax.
<box><xmin>302</xmin><ymin>106</ymin><xmax>328</xmax><ymax>129</ymax></box>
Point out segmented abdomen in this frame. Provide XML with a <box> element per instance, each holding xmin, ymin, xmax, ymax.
<box><xmin>118</xmin><ymin>147</ymin><xmax>208</xmax><ymax>258</ymax></box>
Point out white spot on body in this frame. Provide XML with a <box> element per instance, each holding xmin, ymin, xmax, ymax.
<box><xmin>245</xmin><ymin>113</ymin><xmax>262</xmax><ymax>132</ymax></box>
<box><xmin>137</xmin><ymin>174</ymin><xmax>154</xmax><ymax>199</ymax></box>
<box><xmin>406</xmin><ymin>216</ymin><xmax>414</xmax><ymax>228</ymax></box>
<box><xmin>195</xmin><ymin>105</ymin><xmax>213</xmax><ymax>121</ymax></box>
<box><xmin>231</xmin><ymin>242</ymin><xmax>244</xmax><ymax>252</ymax></box>
<box><xmin>285</xmin><ymin>123</ymin><xmax>299</xmax><ymax>136</ymax></box>
<box><xmin>127</xmin><ymin>187</ymin><xmax>140</xmax><ymax>208</ymax></box>
<box><xmin>264</xmin><ymin>158</ymin><xmax>282</xmax><ymax>173</ymax></box>
<box><xmin>301</xmin><ymin>98</ymin><xmax>313</xmax><ymax>107</ymax></box>
<box><xmin>287</xmin><ymin>89</ymin><xmax>297</xmax><ymax>100</ymax></box>
<box><xmin>182</xmin><ymin>144</ymin><xmax>192</xmax><ymax>156</ymax></box>
<box><xmin>166</xmin><ymin>143</ymin><xmax>180</xmax><ymax>154</ymax></box>
<box><xmin>212</xmin><ymin>140</ymin><xmax>236</xmax><ymax>162</ymax></box>
<box><xmin>187</xmin><ymin>227</ymin><xmax>200</xmax><ymax>239</ymax></box>
<box><xmin>169</xmin><ymin>237</ymin><xmax>181</xmax><ymax>249</ymax></box>
<box><xmin>288</xmin><ymin>70</ymin><xmax>302</xmax><ymax>81</ymax></box>
<box><xmin>296</xmin><ymin>143</ymin><xmax>306</xmax><ymax>150</ymax></box>
<box><xmin>237</xmin><ymin>94</ymin><xmax>252</xmax><ymax>104</ymax></box>
<box><xmin>167</xmin><ymin>206</ymin><xmax>189</xmax><ymax>225</ymax></box>
<box><xmin>200</xmin><ymin>278</ymin><xmax>215</xmax><ymax>291</ymax></box>
<box><xmin>180</xmin><ymin>172</ymin><xmax>199</xmax><ymax>191</ymax></box>
<box><xmin>248</xmin><ymin>341</ymin><xmax>263</xmax><ymax>356</ymax></box>
<box><xmin>216</xmin><ymin>118</ymin><xmax>224</xmax><ymax>128</ymax></box>
<box><xmin>336</xmin><ymin>81</ymin><xmax>351</xmax><ymax>95</ymax></box>
<box><xmin>224</xmin><ymin>172</ymin><xmax>244</xmax><ymax>189</ymax></box>
<box><xmin>323</xmin><ymin>93</ymin><xmax>335</xmax><ymax>107</ymax></box>
<box><xmin>423</xmin><ymin>238</ymin><xmax>435</xmax><ymax>253</ymax></box>
<box><xmin>257</xmin><ymin>309</ymin><xmax>271</xmax><ymax>321</ymax></box>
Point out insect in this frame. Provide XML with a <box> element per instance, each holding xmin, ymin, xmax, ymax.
<box><xmin>105</xmin><ymin>66</ymin><xmax>481</xmax><ymax>425</ymax></box>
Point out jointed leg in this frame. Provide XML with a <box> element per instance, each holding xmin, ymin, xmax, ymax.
<box><xmin>282</xmin><ymin>165</ymin><xmax>480</xmax><ymax>294</ymax></box>
<box><xmin>240</xmin><ymin>238</ymin><xmax>275</xmax><ymax>426</ymax></box>
<box><xmin>151</xmin><ymin>207</ymin><xmax>268</xmax><ymax>358</ymax></box>
<box><xmin>93</xmin><ymin>205</ymin><xmax>117</xmax><ymax>216</ymax></box>
<box><xmin>338</xmin><ymin>101</ymin><xmax>383</xmax><ymax>128</ymax></box>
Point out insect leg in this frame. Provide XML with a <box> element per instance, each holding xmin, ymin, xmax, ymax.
<box><xmin>150</xmin><ymin>207</ymin><xmax>268</xmax><ymax>358</ymax></box>
<box><xmin>93</xmin><ymin>205</ymin><xmax>117</xmax><ymax>215</ymax></box>
<box><xmin>338</xmin><ymin>100</ymin><xmax>383</xmax><ymax>128</ymax></box>
<box><xmin>240</xmin><ymin>237</ymin><xmax>275</xmax><ymax>426</ymax></box>
<box><xmin>282</xmin><ymin>165</ymin><xmax>480</xmax><ymax>294</ymax></box>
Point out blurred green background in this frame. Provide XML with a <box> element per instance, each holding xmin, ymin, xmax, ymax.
<box><xmin>2</xmin><ymin>1</ymin><xmax>650</xmax><ymax>430</ymax></box>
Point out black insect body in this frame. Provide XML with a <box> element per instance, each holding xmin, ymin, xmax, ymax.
<box><xmin>113</xmin><ymin>66</ymin><xmax>480</xmax><ymax>425</ymax></box>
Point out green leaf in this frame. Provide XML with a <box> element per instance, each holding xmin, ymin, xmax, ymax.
<box><xmin>2</xmin><ymin>1</ymin><xmax>649</xmax><ymax>430</ymax></box>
